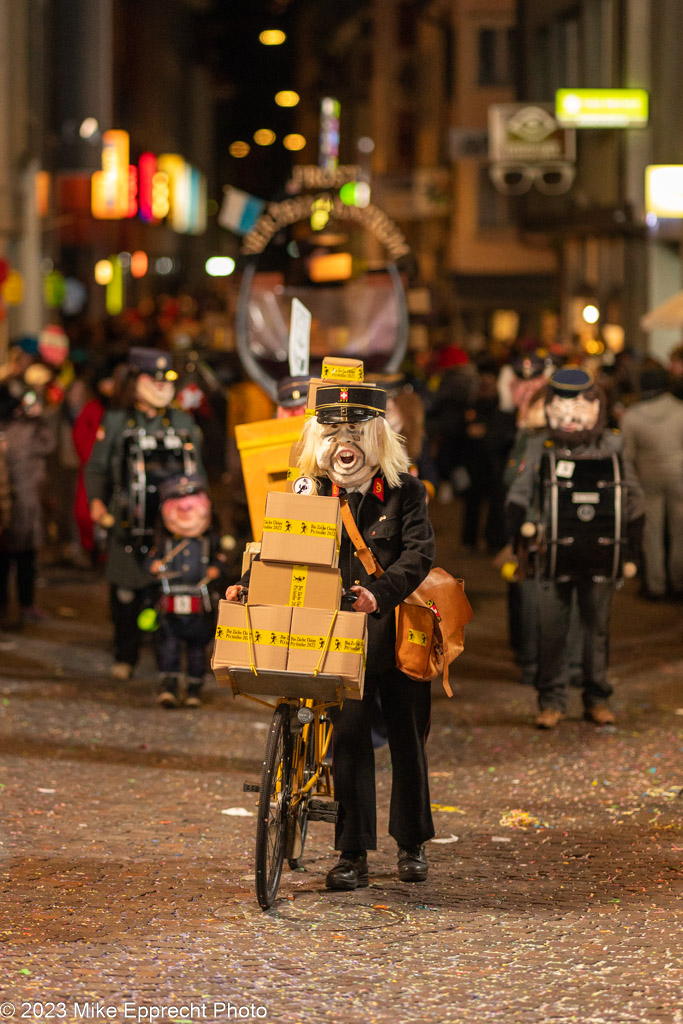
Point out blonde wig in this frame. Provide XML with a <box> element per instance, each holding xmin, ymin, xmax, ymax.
<box><xmin>297</xmin><ymin>416</ymin><xmax>409</xmax><ymax>489</ymax></box>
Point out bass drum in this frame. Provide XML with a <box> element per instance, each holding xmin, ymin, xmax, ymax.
<box><xmin>539</xmin><ymin>450</ymin><xmax>625</xmax><ymax>582</ymax></box>
<box><xmin>118</xmin><ymin>427</ymin><xmax>197</xmax><ymax>550</ymax></box>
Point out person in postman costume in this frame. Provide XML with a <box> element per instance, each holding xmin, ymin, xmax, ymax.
<box><xmin>148</xmin><ymin>472</ymin><xmax>224</xmax><ymax>709</ymax></box>
<box><xmin>506</xmin><ymin>367</ymin><xmax>644</xmax><ymax>730</ymax></box>
<box><xmin>85</xmin><ymin>347</ymin><xmax>203</xmax><ymax>682</ymax></box>
<box><xmin>226</xmin><ymin>381</ymin><xmax>436</xmax><ymax>890</ymax></box>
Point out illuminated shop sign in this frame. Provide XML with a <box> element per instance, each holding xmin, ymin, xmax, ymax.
<box><xmin>645</xmin><ymin>165</ymin><xmax>683</xmax><ymax>218</ymax></box>
<box><xmin>555</xmin><ymin>89</ymin><xmax>649</xmax><ymax>128</ymax></box>
<box><xmin>91</xmin><ymin>131</ymin><xmax>206</xmax><ymax>233</ymax></box>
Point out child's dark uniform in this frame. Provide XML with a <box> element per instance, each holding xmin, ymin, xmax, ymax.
<box><xmin>148</xmin><ymin>529</ymin><xmax>223</xmax><ymax>704</ymax></box>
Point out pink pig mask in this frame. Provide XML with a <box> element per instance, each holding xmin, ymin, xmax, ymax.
<box><xmin>161</xmin><ymin>491</ymin><xmax>212</xmax><ymax>537</ymax></box>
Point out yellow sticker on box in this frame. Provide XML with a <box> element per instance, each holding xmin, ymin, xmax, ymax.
<box><xmin>215</xmin><ymin>625</ymin><xmax>289</xmax><ymax>647</ymax></box>
<box><xmin>263</xmin><ymin>516</ymin><xmax>338</xmax><ymax>539</ymax></box>
<box><xmin>288</xmin><ymin>565</ymin><xmax>308</xmax><ymax>606</ymax></box>
<box><xmin>322</xmin><ymin>364</ymin><xmax>364</xmax><ymax>381</ymax></box>
<box><xmin>290</xmin><ymin>633</ymin><xmax>365</xmax><ymax>653</ymax></box>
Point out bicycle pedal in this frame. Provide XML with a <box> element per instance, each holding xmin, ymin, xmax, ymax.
<box><xmin>243</xmin><ymin>782</ymin><xmax>260</xmax><ymax>793</ymax></box>
<box><xmin>307</xmin><ymin>798</ymin><xmax>339</xmax><ymax>823</ymax></box>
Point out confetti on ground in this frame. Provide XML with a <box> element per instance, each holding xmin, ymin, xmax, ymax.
<box><xmin>430</xmin><ymin>803</ymin><xmax>466</xmax><ymax>813</ymax></box>
<box><xmin>499</xmin><ymin>808</ymin><xmax>544</xmax><ymax>829</ymax></box>
<box><xmin>431</xmin><ymin>834</ymin><xmax>459</xmax><ymax>844</ymax></box>
<box><xmin>220</xmin><ymin>807</ymin><xmax>255</xmax><ymax>816</ymax></box>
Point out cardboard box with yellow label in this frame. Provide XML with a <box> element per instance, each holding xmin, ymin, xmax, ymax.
<box><xmin>321</xmin><ymin>356</ymin><xmax>365</xmax><ymax>381</ymax></box>
<box><xmin>212</xmin><ymin>602</ymin><xmax>292</xmax><ymax>682</ymax></box>
<box><xmin>248</xmin><ymin>560</ymin><xmax>342</xmax><ymax>611</ymax></box>
<box><xmin>288</xmin><ymin>607</ymin><xmax>367</xmax><ymax>699</ymax></box>
<box><xmin>260</xmin><ymin>492</ymin><xmax>341</xmax><ymax>568</ymax></box>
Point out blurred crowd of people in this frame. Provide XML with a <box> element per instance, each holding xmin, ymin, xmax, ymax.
<box><xmin>0</xmin><ymin>318</ymin><xmax>681</xmax><ymax>720</ymax></box>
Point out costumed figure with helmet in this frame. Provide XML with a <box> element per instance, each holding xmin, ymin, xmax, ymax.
<box><xmin>505</xmin><ymin>367</ymin><xmax>645</xmax><ymax>729</ymax></box>
<box><xmin>85</xmin><ymin>347</ymin><xmax>204</xmax><ymax>681</ymax></box>
<box><xmin>147</xmin><ymin>472</ymin><xmax>225</xmax><ymax>709</ymax></box>
<box><xmin>226</xmin><ymin>380</ymin><xmax>436</xmax><ymax>889</ymax></box>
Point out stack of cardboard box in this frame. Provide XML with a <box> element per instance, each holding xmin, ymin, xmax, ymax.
<box><xmin>212</xmin><ymin>490</ymin><xmax>367</xmax><ymax>701</ymax></box>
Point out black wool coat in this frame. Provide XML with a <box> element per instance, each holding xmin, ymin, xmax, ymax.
<box><xmin>317</xmin><ymin>472</ymin><xmax>435</xmax><ymax>675</ymax></box>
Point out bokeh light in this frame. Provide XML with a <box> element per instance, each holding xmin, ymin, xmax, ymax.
<box><xmin>582</xmin><ymin>304</ymin><xmax>600</xmax><ymax>324</ymax></box>
<box><xmin>259</xmin><ymin>29</ymin><xmax>286</xmax><ymax>45</ymax></box>
<box><xmin>229</xmin><ymin>141</ymin><xmax>250</xmax><ymax>158</ymax></box>
<box><xmin>275</xmin><ymin>90</ymin><xmax>300</xmax><ymax>107</ymax></box>
<box><xmin>205</xmin><ymin>256</ymin><xmax>236</xmax><ymax>277</ymax></box>
<box><xmin>94</xmin><ymin>259</ymin><xmax>113</xmax><ymax>285</ymax></box>
<box><xmin>79</xmin><ymin>117</ymin><xmax>99</xmax><ymax>139</ymax></box>
<box><xmin>283</xmin><ymin>134</ymin><xmax>306</xmax><ymax>151</ymax></box>
<box><xmin>130</xmin><ymin>251</ymin><xmax>148</xmax><ymax>278</ymax></box>
<box><xmin>254</xmin><ymin>129</ymin><xmax>276</xmax><ymax>146</ymax></box>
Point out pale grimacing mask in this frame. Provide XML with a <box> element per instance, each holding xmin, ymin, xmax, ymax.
<box><xmin>545</xmin><ymin>394</ymin><xmax>600</xmax><ymax>434</ymax></box>
<box><xmin>316</xmin><ymin>419</ymin><xmax>383</xmax><ymax>489</ymax></box>
<box><xmin>136</xmin><ymin>372</ymin><xmax>176</xmax><ymax>409</ymax></box>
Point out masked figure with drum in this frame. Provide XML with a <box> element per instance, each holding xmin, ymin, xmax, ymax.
<box><xmin>506</xmin><ymin>367</ymin><xmax>644</xmax><ymax>729</ymax></box>
<box><xmin>85</xmin><ymin>347</ymin><xmax>203</xmax><ymax>681</ymax></box>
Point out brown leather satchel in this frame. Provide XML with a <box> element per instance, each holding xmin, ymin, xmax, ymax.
<box><xmin>340</xmin><ymin>498</ymin><xmax>472</xmax><ymax>696</ymax></box>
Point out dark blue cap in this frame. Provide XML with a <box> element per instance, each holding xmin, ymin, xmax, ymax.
<box><xmin>128</xmin><ymin>347</ymin><xmax>176</xmax><ymax>380</ymax></box>
<box><xmin>548</xmin><ymin>367</ymin><xmax>595</xmax><ymax>398</ymax></box>
<box><xmin>159</xmin><ymin>472</ymin><xmax>208</xmax><ymax>503</ymax></box>
<box><xmin>277</xmin><ymin>376</ymin><xmax>310</xmax><ymax>408</ymax></box>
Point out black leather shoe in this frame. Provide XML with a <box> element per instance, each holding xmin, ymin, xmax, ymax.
<box><xmin>325</xmin><ymin>850</ymin><xmax>369</xmax><ymax>891</ymax></box>
<box><xmin>397</xmin><ymin>845</ymin><xmax>428</xmax><ymax>882</ymax></box>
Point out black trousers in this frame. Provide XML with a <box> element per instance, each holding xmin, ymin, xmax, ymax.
<box><xmin>537</xmin><ymin>579</ymin><xmax>614</xmax><ymax>712</ymax></box>
<box><xmin>157</xmin><ymin>613</ymin><xmax>213</xmax><ymax>679</ymax></box>
<box><xmin>0</xmin><ymin>549</ymin><xmax>36</xmax><ymax>609</ymax></box>
<box><xmin>109</xmin><ymin>584</ymin><xmax>157</xmax><ymax>666</ymax></box>
<box><xmin>330</xmin><ymin>666</ymin><xmax>434</xmax><ymax>851</ymax></box>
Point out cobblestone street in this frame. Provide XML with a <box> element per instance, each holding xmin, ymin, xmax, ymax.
<box><xmin>1</xmin><ymin>503</ymin><xmax>682</xmax><ymax>1024</ymax></box>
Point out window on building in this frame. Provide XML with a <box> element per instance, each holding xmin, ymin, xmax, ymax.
<box><xmin>478</xmin><ymin>27</ymin><xmax>513</xmax><ymax>87</ymax></box>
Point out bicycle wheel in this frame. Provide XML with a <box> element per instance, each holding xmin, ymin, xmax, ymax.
<box><xmin>255</xmin><ymin>703</ymin><xmax>292</xmax><ymax>909</ymax></box>
<box><xmin>287</xmin><ymin>726</ymin><xmax>315</xmax><ymax>870</ymax></box>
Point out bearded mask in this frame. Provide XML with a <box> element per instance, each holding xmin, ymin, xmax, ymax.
<box><xmin>544</xmin><ymin>368</ymin><xmax>604</xmax><ymax>447</ymax></box>
<box><xmin>161</xmin><ymin>490</ymin><xmax>212</xmax><ymax>537</ymax></box>
<box><xmin>136</xmin><ymin>372</ymin><xmax>176</xmax><ymax>410</ymax></box>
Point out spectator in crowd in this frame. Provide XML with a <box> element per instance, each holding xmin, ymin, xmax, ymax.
<box><xmin>668</xmin><ymin>345</ymin><xmax>683</xmax><ymax>400</ymax></box>
<box><xmin>459</xmin><ymin>359</ymin><xmax>516</xmax><ymax>553</ymax></box>
<box><xmin>620</xmin><ymin>362</ymin><xmax>683</xmax><ymax>600</ymax></box>
<box><xmin>0</xmin><ymin>381</ymin><xmax>56</xmax><ymax>625</ymax></box>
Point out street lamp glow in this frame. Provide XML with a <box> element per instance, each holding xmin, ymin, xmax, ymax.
<box><xmin>79</xmin><ymin>117</ymin><xmax>99</xmax><ymax>139</ymax></box>
<box><xmin>275</xmin><ymin>90</ymin><xmax>300</xmax><ymax>107</ymax></box>
<box><xmin>259</xmin><ymin>29</ymin><xmax>286</xmax><ymax>45</ymax></box>
<box><xmin>206</xmin><ymin>256</ymin><xmax>236</xmax><ymax>277</ymax></box>
<box><xmin>582</xmin><ymin>304</ymin><xmax>600</xmax><ymax>324</ymax></box>
<box><xmin>229</xmin><ymin>141</ymin><xmax>250</xmax><ymax>158</ymax></box>
<box><xmin>283</xmin><ymin>133</ymin><xmax>306</xmax><ymax>151</ymax></box>
<box><xmin>254</xmin><ymin>129</ymin><xmax>276</xmax><ymax>146</ymax></box>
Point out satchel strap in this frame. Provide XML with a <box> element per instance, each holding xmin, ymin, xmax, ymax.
<box><xmin>339</xmin><ymin>496</ymin><xmax>384</xmax><ymax>577</ymax></box>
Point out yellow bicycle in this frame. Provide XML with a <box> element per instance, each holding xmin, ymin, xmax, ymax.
<box><xmin>230</xmin><ymin>667</ymin><xmax>343</xmax><ymax>909</ymax></box>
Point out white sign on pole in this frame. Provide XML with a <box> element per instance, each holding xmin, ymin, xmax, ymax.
<box><xmin>288</xmin><ymin>298</ymin><xmax>311</xmax><ymax>377</ymax></box>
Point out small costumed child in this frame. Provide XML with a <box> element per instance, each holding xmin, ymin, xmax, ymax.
<box><xmin>147</xmin><ymin>473</ymin><xmax>224</xmax><ymax>708</ymax></box>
